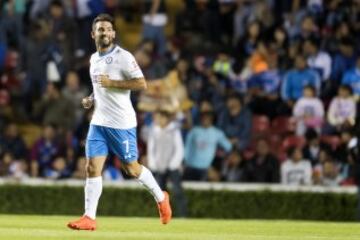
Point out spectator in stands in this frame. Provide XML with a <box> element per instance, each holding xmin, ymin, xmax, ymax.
<box><xmin>327</xmin><ymin>85</ymin><xmax>356</xmax><ymax>132</ymax></box>
<box><xmin>295</xmin><ymin>15</ymin><xmax>319</xmax><ymax>41</ymax></box>
<box><xmin>342</xmin><ymin>56</ymin><xmax>360</xmax><ymax>96</ymax></box>
<box><xmin>281</xmin><ymin>147</ymin><xmax>312</xmax><ymax>185</ymax></box>
<box><xmin>302</xmin><ymin>128</ymin><xmax>331</xmax><ymax>166</ymax></box>
<box><xmin>61</xmin><ymin>71</ymin><xmax>89</xmax><ymax>125</ymax></box>
<box><xmin>321</xmin><ymin>160</ymin><xmax>342</xmax><ymax>186</ymax></box>
<box><xmin>293</xmin><ymin>85</ymin><xmax>324</xmax><ymax>136</ymax></box>
<box><xmin>46</xmin><ymin>156</ymin><xmax>72</xmax><ymax>179</ymax></box>
<box><xmin>30</xmin><ymin>124</ymin><xmax>60</xmax><ymax>177</ymax></box>
<box><xmin>141</xmin><ymin>0</ymin><xmax>168</xmax><ymax>56</ymax></box>
<box><xmin>331</xmin><ymin>38</ymin><xmax>357</xmax><ymax>83</ymax></box>
<box><xmin>271</xmin><ymin>26</ymin><xmax>289</xmax><ymax>70</ymax></box>
<box><xmin>33</xmin><ymin>82</ymin><xmax>76</xmax><ymax>130</ymax></box>
<box><xmin>247</xmin><ymin>44</ymin><xmax>281</xmax><ymax>119</ymax></box>
<box><xmin>46</xmin><ymin>0</ymin><xmax>77</xmax><ymax>73</ymax></box>
<box><xmin>72</xmin><ymin>156</ymin><xmax>87</xmax><ymax>179</ymax></box>
<box><xmin>221</xmin><ymin>149</ymin><xmax>245</xmax><ymax>182</ymax></box>
<box><xmin>243</xmin><ymin>139</ymin><xmax>280</xmax><ymax>183</ymax></box>
<box><xmin>147</xmin><ymin>110</ymin><xmax>187</xmax><ymax>216</ymax></box>
<box><xmin>0</xmin><ymin>151</ymin><xmax>28</xmax><ymax>179</ymax></box>
<box><xmin>0</xmin><ymin>123</ymin><xmax>27</xmax><ymax>160</ymax></box>
<box><xmin>24</xmin><ymin>19</ymin><xmax>52</xmax><ymax>99</ymax></box>
<box><xmin>217</xmin><ymin>94</ymin><xmax>252</xmax><ymax>151</ymax></box>
<box><xmin>235</xmin><ymin>21</ymin><xmax>263</xmax><ymax>58</ymax></box>
<box><xmin>303</xmin><ymin>37</ymin><xmax>332</xmax><ymax>82</ymax></box>
<box><xmin>184</xmin><ymin>111</ymin><xmax>232</xmax><ymax>181</ymax></box>
<box><xmin>334</xmin><ymin>129</ymin><xmax>355</xmax><ymax>165</ymax></box>
<box><xmin>134</xmin><ymin>47</ymin><xmax>167</xmax><ymax>79</ymax></box>
<box><xmin>281</xmin><ymin>54</ymin><xmax>321</xmax><ymax>109</ymax></box>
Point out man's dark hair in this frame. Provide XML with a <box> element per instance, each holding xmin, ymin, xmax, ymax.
<box><xmin>305</xmin><ymin>128</ymin><xmax>318</xmax><ymax>141</ymax></box>
<box><xmin>50</xmin><ymin>0</ymin><xmax>63</xmax><ymax>8</ymax></box>
<box><xmin>92</xmin><ymin>14</ymin><xmax>115</xmax><ymax>30</ymax></box>
<box><xmin>339</xmin><ymin>84</ymin><xmax>353</xmax><ymax>94</ymax></box>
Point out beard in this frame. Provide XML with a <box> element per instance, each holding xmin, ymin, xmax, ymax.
<box><xmin>97</xmin><ymin>35</ymin><xmax>113</xmax><ymax>48</ymax></box>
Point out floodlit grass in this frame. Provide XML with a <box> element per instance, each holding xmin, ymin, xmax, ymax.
<box><xmin>0</xmin><ymin>215</ymin><xmax>359</xmax><ymax>240</ymax></box>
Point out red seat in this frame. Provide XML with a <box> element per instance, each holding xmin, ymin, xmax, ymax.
<box><xmin>271</xmin><ymin>116</ymin><xmax>296</xmax><ymax>135</ymax></box>
<box><xmin>282</xmin><ymin>135</ymin><xmax>306</xmax><ymax>149</ymax></box>
<box><xmin>320</xmin><ymin>135</ymin><xmax>341</xmax><ymax>151</ymax></box>
<box><xmin>252</xmin><ymin>115</ymin><xmax>270</xmax><ymax>134</ymax></box>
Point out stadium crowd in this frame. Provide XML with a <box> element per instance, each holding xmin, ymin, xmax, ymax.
<box><xmin>0</xmin><ymin>0</ymin><xmax>360</xmax><ymax>187</ymax></box>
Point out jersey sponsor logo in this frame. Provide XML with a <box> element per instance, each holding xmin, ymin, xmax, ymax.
<box><xmin>105</xmin><ymin>56</ymin><xmax>113</xmax><ymax>64</ymax></box>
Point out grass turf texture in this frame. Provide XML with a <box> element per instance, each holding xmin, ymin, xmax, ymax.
<box><xmin>0</xmin><ymin>215</ymin><xmax>360</xmax><ymax>240</ymax></box>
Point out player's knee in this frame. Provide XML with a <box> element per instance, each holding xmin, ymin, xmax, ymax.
<box><xmin>86</xmin><ymin>162</ymin><xmax>100</xmax><ymax>177</ymax></box>
<box><xmin>123</xmin><ymin>164</ymin><xmax>141</xmax><ymax>178</ymax></box>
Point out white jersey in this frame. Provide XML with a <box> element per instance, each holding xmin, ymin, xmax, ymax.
<box><xmin>89</xmin><ymin>45</ymin><xmax>144</xmax><ymax>129</ymax></box>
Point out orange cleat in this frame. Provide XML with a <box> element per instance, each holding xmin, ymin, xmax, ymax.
<box><xmin>157</xmin><ymin>191</ymin><xmax>172</xmax><ymax>224</ymax></box>
<box><xmin>67</xmin><ymin>215</ymin><xmax>97</xmax><ymax>231</ymax></box>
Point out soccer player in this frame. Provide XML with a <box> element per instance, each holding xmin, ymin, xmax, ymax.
<box><xmin>67</xmin><ymin>14</ymin><xmax>172</xmax><ymax>231</ymax></box>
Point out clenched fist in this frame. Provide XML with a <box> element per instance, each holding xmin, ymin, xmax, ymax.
<box><xmin>98</xmin><ymin>75</ymin><xmax>113</xmax><ymax>88</ymax></box>
<box><xmin>82</xmin><ymin>96</ymin><xmax>94</xmax><ymax>109</ymax></box>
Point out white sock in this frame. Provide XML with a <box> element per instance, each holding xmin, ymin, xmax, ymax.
<box><xmin>137</xmin><ymin>166</ymin><xmax>165</xmax><ymax>203</ymax></box>
<box><xmin>84</xmin><ymin>176</ymin><xmax>103</xmax><ymax>219</ymax></box>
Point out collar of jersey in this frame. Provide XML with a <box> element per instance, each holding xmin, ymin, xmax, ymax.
<box><xmin>98</xmin><ymin>45</ymin><xmax>117</xmax><ymax>57</ymax></box>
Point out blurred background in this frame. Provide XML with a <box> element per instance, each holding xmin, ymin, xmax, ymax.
<box><xmin>1</xmin><ymin>0</ymin><xmax>360</xmax><ymax>218</ymax></box>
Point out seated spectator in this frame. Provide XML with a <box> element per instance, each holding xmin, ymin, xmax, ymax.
<box><xmin>184</xmin><ymin>111</ymin><xmax>232</xmax><ymax>181</ymax></box>
<box><xmin>331</xmin><ymin>38</ymin><xmax>356</xmax><ymax>83</ymax></box>
<box><xmin>293</xmin><ymin>86</ymin><xmax>324</xmax><ymax>136</ymax></box>
<box><xmin>33</xmin><ymin>82</ymin><xmax>76</xmax><ymax>130</ymax></box>
<box><xmin>30</xmin><ymin>124</ymin><xmax>60</xmax><ymax>177</ymax></box>
<box><xmin>61</xmin><ymin>71</ymin><xmax>89</xmax><ymax>125</ymax></box>
<box><xmin>281</xmin><ymin>147</ymin><xmax>312</xmax><ymax>185</ymax></box>
<box><xmin>72</xmin><ymin>157</ymin><xmax>87</xmax><ymax>179</ymax></box>
<box><xmin>247</xmin><ymin>60</ymin><xmax>281</xmax><ymax>119</ymax></box>
<box><xmin>45</xmin><ymin>156</ymin><xmax>72</xmax><ymax>179</ymax></box>
<box><xmin>243</xmin><ymin>139</ymin><xmax>280</xmax><ymax>183</ymax></box>
<box><xmin>0</xmin><ymin>123</ymin><xmax>27</xmax><ymax>160</ymax></box>
<box><xmin>342</xmin><ymin>55</ymin><xmax>360</xmax><ymax>96</ymax></box>
<box><xmin>221</xmin><ymin>150</ymin><xmax>245</xmax><ymax>182</ymax></box>
<box><xmin>302</xmin><ymin>128</ymin><xmax>331</xmax><ymax>166</ymax></box>
<box><xmin>281</xmin><ymin>54</ymin><xmax>321</xmax><ymax>108</ymax></box>
<box><xmin>0</xmin><ymin>152</ymin><xmax>28</xmax><ymax>179</ymax></box>
<box><xmin>303</xmin><ymin>37</ymin><xmax>332</xmax><ymax>82</ymax></box>
<box><xmin>321</xmin><ymin>160</ymin><xmax>342</xmax><ymax>186</ymax></box>
<box><xmin>327</xmin><ymin>85</ymin><xmax>356</xmax><ymax>132</ymax></box>
<box><xmin>217</xmin><ymin>94</ymin><xmax>252</xmax><ymax>151</ymax></box>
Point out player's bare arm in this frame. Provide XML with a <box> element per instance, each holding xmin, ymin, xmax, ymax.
<box><xmin>98</xmin><ymin>75</ymin><xmax>147</xmax><ymax>90</ymax></box>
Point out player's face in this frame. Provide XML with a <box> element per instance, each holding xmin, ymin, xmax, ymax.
<box><xmin>92</xmin><ymin>21</ymin><xmax>115</xmax><ymax>49</ymax></box>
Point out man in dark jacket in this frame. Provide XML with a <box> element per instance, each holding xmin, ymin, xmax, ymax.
<box><xmin>242</xmin><ymin>139</ymin><xmax>280</xmax><ymax>183</ymax></box>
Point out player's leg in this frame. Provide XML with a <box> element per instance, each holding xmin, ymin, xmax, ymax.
<box><xmin>122</xmin><ymin>161</ymin><xmax>172</xmax><ymax>224</ymax></box>
<box><xmin>68</xmin><ymin>125</ymin><xmax>109</xmax><ymax>231</ymax></box>
<box><xmin>84</xmin><ymin>156</ymin><xmax>107</xmax><ymax>219</ymax></box>
<box><xmin>108</xmin><ymin>127</ymin><xmax>172</xmax><ymax>224</ymax></box>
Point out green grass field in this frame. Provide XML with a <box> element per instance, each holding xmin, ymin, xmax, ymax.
<box><xmin>0</xmin><ymin>215</ymin><xmax>360</xmax><ymax>240</ymax></box>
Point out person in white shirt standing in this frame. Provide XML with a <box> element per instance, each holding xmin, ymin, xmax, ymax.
<box><xmin>68</xmin><ymin>14</ymin><xmax>171</xmax><ymax>231</ymax></box>
<box><xmin>281</xmin><ymin>147</ymin><xmax>312</xmax><ymax>185</ymax></box>
<box><xmin>147</xmin><ymin>110</ymin><xmax>187</xmax><ymax>217</ymax></box>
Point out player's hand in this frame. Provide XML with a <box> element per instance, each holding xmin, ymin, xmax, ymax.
<box><xmin>82</xmin><ymin>96</ymin><xmax>94</xmax><ymax>109</ymax></box>
<box><xmin>98</xmin><ymin>75</ymin><xmax>113</xmax><ymax>88</ymax></box>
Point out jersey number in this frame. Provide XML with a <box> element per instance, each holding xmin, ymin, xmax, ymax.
<box><xmin>122</xmin><ymin>140</ymin><xmax>129</xmax><ymax>153</ymax></box>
